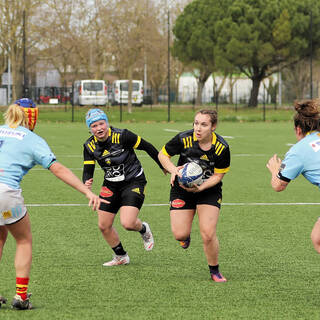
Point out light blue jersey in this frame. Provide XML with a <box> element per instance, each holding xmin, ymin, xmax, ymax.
<box><xmin>0</xmin><ymin>125</ymin><xmax>56</xmax><ymax>189</ymax></box>
<box><xmin>279</xmin><ymin>131</ymin><xmax>320</xmax><ymax>188</ymax></box>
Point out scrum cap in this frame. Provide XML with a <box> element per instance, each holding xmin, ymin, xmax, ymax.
<box><xmin>85</xmin><ymin>108</ymin><xmax>108</xmax><ymax>128</ymax></box>
<box><xmin>15</xmin><ymin>98</ymin><xmax>38</xmax><ymax>131</ymax></box>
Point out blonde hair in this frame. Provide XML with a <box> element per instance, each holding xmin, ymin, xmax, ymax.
<box><xmin>4</xmin><ymin>104</ymin><xmax>28</xmax><ymax>129</ymax></box>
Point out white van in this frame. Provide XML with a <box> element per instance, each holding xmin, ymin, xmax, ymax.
<box><xmin>111</xmin><ymin>80</ymin><xmax>143</xmax><ymax>106</ymax></box>
<box><xmin>73</xmin><ymin>80</ymin><xmax>108</xmax><ymax>106</ymax></box>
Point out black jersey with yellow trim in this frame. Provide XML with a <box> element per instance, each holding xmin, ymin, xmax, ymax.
<box><xmin>82</xmin><ymin>127</ymin><xmax>145</xmax><ymax>183</ymax></box>
<box><xmin>161</xmin><ymin>128</ymin><xmax>230</xmax><ymax>181</ymax></box>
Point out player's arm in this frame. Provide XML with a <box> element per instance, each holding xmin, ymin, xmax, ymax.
<box><xmin>83</xmin><ymin>144</ymin><xmax>95</xmax><ymax>189</ymax></box>
<box><xmin>266</xmin><ymin>154</ymin><xmax>289</xmax><ymax>192</ymax></box>
<box><xmin>158</xmin><ymin>146</ymin><xmax>184</xmax><ymax>186</ymax></box>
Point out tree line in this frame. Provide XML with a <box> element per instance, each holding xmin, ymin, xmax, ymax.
<box><xmin>0</xmin><ymin>0</ymin><xmax>319</xmax><ymax>107</ymax></box>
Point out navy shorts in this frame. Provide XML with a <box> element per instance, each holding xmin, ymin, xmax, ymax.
<box><xmin>99</xmin><ymin>176</ymin><xmax>147</xmax><ymax>214</ymax></box>
<box><xmin>169</xmin><ymin>182</ymin><xmax>222</xmax><ymax>210</ymax></box>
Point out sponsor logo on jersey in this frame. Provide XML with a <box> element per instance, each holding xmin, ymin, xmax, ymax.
<box><xmin>171</xmin><ymin>199</ymin><xmax>185</xmax><ymax>208</ymax></box>
<box><xmin>100</xmin><ymin>187</ymin><xmax>113</xmax><ymax>197</ymax></box>
<box><xmin>310</xmin><ymin>139</ymin><xmax>320</xmax><ymax>152</ymax></box>
<box><xmin>0</xmin><ymin>128</ymin><xmax>26</xmax><ymax>140</ymax></box>
<box><xmin>132</xmin><ymin>187</ymin><xmax>140</xmax><ymax>194</ymax></box>
<box><xmin>200</xmin><ymin>154</ymin><xmax>209</xmax><ymax>161</ymax></box>
<box><xmin>102</xmin><ymin>150</ymin><xmax>109</xmax><ymax>157</ymax></box>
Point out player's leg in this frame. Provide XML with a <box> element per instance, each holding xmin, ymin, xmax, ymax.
<box><xmin>170</xmin><ymin>209</ymin><xmax>195</xmax><ymax>248</ymax></box>
<box><xmin>170</xmin><ymin>184</ymin><xmax>196</xmax><ymax>249</ymax></box>
<box><xmin>6</xmin><ymin>213</ymin><xmax>33</xmax><ymax>309</ymax></box>
<box><xmin>311</xmin><ymin>217</ymin><xmax>320</xmax><ymax>253</ymax></box>
<box><xmin>0</xmin><ymin>226</ymin><xmax>8</xmax><ymax>308</ymax></box>
<box><xmin>197</xmin><ymin>204</ymin><xmax>226</xmax><ymax>282</ymax></box>
<box><xmin>119</xmin><ymin>179</ymin><xmax>154</xmax><ymax>251</ymax></box>
<box><xmin>0</xmin><ymin>226</ymin><xmax>8</xmax><ymax>260</ymax></box>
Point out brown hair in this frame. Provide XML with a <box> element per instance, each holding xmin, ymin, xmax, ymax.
<box><xmin>196</xmin><ymin>109</ymin><xmax>218</xmax><ymax>126</ymax></box>
<box><xmin>4</xmin><ymin>104</ymin><xmax>28</xmax><ymax>129</ymax></box>
<box><xmin>294</xmin><ymin>99</ymin><xmax>320</xmax><ymax>134</ymax></box>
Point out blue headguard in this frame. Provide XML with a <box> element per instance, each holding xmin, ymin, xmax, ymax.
<box><xmin>85</xmin><ymin>108</ymin><xmax>108</xmax><ymax>128</ymax></box>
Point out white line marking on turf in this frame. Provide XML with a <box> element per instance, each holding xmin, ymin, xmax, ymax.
<box><xmin>164</xmin><ymin>129</ymin><xmax>180</xmax><ymax>132</ymax></box>
<box><xmin>26</xmin><ymin>202</ymin><xmax>320</xmax><ymax>207</ymax></box>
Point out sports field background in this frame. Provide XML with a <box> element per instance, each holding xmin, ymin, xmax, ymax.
<box><xmin>0</xmin><ymin>110</ymin><xmax>319</xmax><ymax>319</ymax></box>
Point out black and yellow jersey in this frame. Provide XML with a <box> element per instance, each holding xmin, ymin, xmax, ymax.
<box><xmin>161</xmin><ymin>129</ymin><xmax>230</xmax><ymax>182</ymax></box>
<box><xmin>83</xmin><ymin>127</ymin><xmax>162</xmax><ymax>183</ymax></box>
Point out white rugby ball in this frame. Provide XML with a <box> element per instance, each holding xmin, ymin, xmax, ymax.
<box><xmin>178</xmin><ymin>162</ymin><xmax>203</xmax><ymax>187</ymax></box>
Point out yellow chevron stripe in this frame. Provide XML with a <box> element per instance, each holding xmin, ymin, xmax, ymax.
<box><xmin>215</xmin><ymin>167</ymin><xmax>230</xmax><ymax>173</ymax></box>
<box><xmin>87</xmin><ymin>143</ymin><xmax>94</xmax><ymax>152</ymax></box>
<box><xmin>182</xmin><ymin>138</ymin><xmax>186</xmax><ymax>149</ymax></box>
<box><xmin>215</xmin><ymin>143</ymin><xmax>223</xmax><ymax>155</ymax></box>
<box><xmin>84</xmin><ymin>160</ymin><xmax>95</xmax><ymax>165</ymax></box>
<box><xmin>217</xmin><ymin>145</ymin><xmax>225</xmax><ymax>156</ymax></box>
<box><xmin>133</xmin><ymin>136</ymin><xmax>141</xmax><ymax>149</ymax></box>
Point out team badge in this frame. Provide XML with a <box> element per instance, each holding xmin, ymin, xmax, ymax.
<box><xmin>100</xmin><ymin>187</ymin><xmax>113</xmax><ymax>197</ymax></box>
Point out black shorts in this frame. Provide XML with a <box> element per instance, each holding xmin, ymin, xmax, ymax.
<box><xmin>99</xmin><ymin>175</ymin><xmax>147</xmax><ymax>214</ymax></box>
<box><xmin>169</xmin><ymin>182</ymin><xmax>222</xmax><ymax>210</ymax></box>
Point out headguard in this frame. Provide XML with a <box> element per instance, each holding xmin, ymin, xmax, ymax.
<box><xmin>15</xmin><ymin>98</ymin><xmax>38</xmax><ymax>131</ymax></box>
<box><xmin>85</xmin><ymin>108</ymin><xmax>108</xmax><ymax>128</ymax></box>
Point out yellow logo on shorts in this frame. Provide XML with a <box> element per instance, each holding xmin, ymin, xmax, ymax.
<box><xmin>2</xmin><ymin>211</ymin><xmax>12</xmax><ymax>219</ymax></box>
<box><xmin>132</xmin><ymin>188</ymin><xmax>140</xmax><ymax>194</ymax></box>
<box><xmin>217</xmin><ymin>198</ymin><xmax>222</xmax><ymax>204</ymax></box>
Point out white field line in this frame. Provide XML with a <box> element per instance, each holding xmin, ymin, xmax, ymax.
<box><xmin>26</xmin><ymin>202</ymin><xmax>320</xmax><ymax>207</ymax></box>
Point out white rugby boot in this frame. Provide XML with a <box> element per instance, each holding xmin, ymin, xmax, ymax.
<box><xmin>141</xmin><ymin>222</ymin><xmax>154</xmax><ymax>251</ymax></box>
<box><xmin>102</xmin><ymin>254</ymin><xmax>130</xmax><ymax>267</ymax></box>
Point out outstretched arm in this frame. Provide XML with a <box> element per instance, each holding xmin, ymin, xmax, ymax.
<box><xmin>49</xmin><ymin>162</ymin><xmax>103</xmax><ymax>210</ymax></box>
<box><xmin>266</xmin><ymin>154</ymin><xmax>289</xmax><ymax>192</ymax></box>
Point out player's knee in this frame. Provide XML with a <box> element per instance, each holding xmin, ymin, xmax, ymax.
<box><xmin>120</xmin><ymin>220</ymin><xmax>136</xmax><ymax>231</ymax></box>
<box><xmin>201</xmin><ymin>231</ymin><xmax>216</xmax><ymax>245</ymax></box>
<box><xmin>98</xmin><ymin>222</ymin><xmax>112</xmax><ymax>234</ymax></box>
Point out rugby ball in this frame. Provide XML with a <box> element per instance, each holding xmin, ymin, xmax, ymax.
<box><xmin>178</xmin><ymin>162</ymin><xmax>203</xmax><ymax>187</ymax></box>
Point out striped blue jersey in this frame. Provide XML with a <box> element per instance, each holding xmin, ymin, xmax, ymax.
<box><xmin>0</xmin><ymin>125</ymin><xmax>56</xmax><ymax>189</ymax></box>
<box><xmin>278</xmin><ymin>131</ymin><xmax>320</xmax><ymax>189</ymax></box>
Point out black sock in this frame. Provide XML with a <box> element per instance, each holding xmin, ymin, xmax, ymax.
<box><xmin>112</xmin><ymin>242</ymin><xmax>126</xmax><ymax>256</ymax></box>
<box><xmin>139</xmin><ymin>223</ymin><xmax>146</xmax><ymax>234</ymax></box>
<box><xmin>209</xmin><ymin>264</ymin><xmax>219</xmax><ymax>275</ymax></box>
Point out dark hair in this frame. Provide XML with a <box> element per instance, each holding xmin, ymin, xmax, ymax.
<box><xmin>294</xmin><ymin>99</ymin><xmax>320</xmax><ymax>134</ymax></box>
<box><xmin>196</xmin><ymin>109</ymin><xmax>218</xmax><ymax>126</ymax></box>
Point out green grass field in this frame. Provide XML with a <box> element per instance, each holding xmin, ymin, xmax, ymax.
<box><xmin>0</xmin><ymin>118</ymin><xmax>319</xmax><ymax>319</ymax></box>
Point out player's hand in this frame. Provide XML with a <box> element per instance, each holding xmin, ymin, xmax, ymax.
<box><xmin>179</xmin><ymin>183</ymin><xmax>202</xmax><ymax>193</ymax></box>
<box><xmin>85</xmin><ymin>191</ymin><xmax>109</xmax><ymax>211</ymax></box>
<box><xmin>170</xmin><ymin>165</ymin><xmax>184</xmax><ymax>186</ymax></box>
<box><xmin>84</xmin><ymin>178</ymin><xmax>93</xmax><ymax>190</ymax></box>
<box><xmin>266</xmin><ymin>154</ymin><xmax>282</xmax><ymax>174</ymax></box>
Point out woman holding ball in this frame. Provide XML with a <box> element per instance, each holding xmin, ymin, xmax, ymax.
<box><xmin>158</xmin><ymin>109</ymin><xmax>230</xmax><ymax>282</ymax></box>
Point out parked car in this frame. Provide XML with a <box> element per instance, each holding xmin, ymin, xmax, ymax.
<box><xmin>73</xmin><ymin>80</ymin><xmax>108</xmax><ymax>106</ymax></box>
<box><xmin>110</xmin><ymin>80</ymin><xmax>143</xmax><ymax>106</ymax></box>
